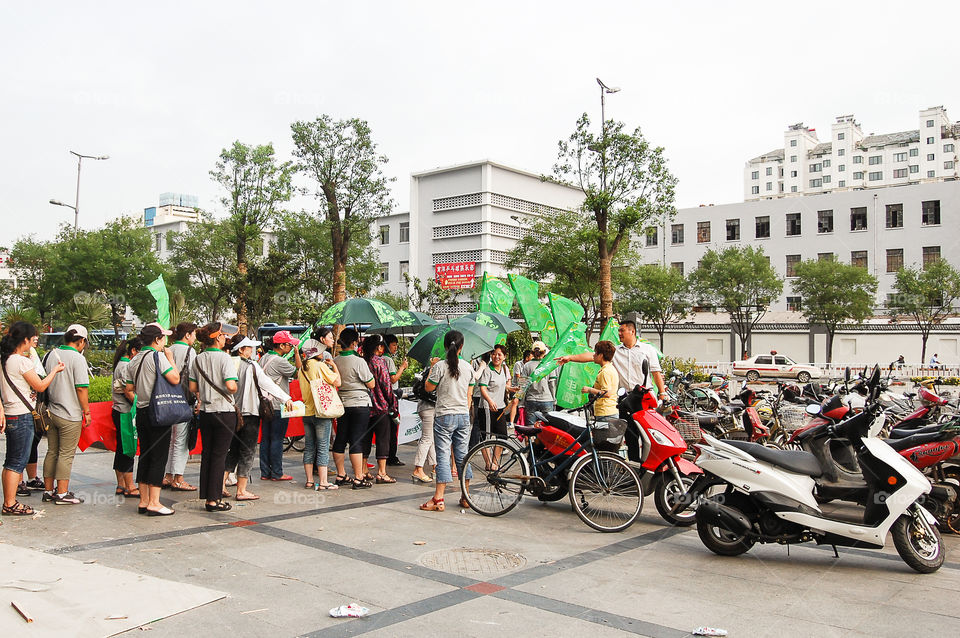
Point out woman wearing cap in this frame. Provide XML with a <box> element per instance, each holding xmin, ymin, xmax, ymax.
<box><xmin>228</xmin><ymin>334</ymin><xmax>294</xmax><ymax>501</ymax></box>
<box><xmin>41</xmin><ymin>324</ymin><xmax>91</xmax><ymax>505</ymax></box>
<box><xmin>125</xmin><ymin>322</ymin><xmax>181</xmax><ymax>516</ymax></box>
<box><xmin>189</xmin><ymin>322</ymin><xmax>240</xmax><ymax>512</ymax></box>
<box><xmin>521</xmin><ymin>341</ymin><xmax>556</xmax><ymax>425</ymax></box>
<box><xmin>111</xmin><ymin>336</ymin><xmax>142</xmax><ymax>498</ymax></box>
<box><xmin>258</xmin><ymin>331</ymin><xmax>302</xmax><ymax>481</ymax></box>
<box><xmin>421</xmin><ymin>330</ymin><xmax>474</xmax><ymax>512</ymax></box>
<box><xmin>360</xmin><ymin>334</ymin><xmax>398</xmax><ymax>484</ymax></box>
<box><xmin>299</xmin><ymin>329</ymin><xmax>341</xmax><ymax>489</ymax></box>
<box><xmin>332</xmin><ymin>328</ymin><xmax>376</xmax><ymax>489</ymax></box>
<box><xmin>163</xmin><ymin>322</ymin><xmax>199</xmax><ymax>492</ymax></box>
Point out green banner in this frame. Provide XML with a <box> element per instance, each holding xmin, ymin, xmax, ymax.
<box><xmin>540</xmin><ymin>319</ymin><xmax>558</xmax><ymax>348</ymax></box>
<box><xmin>555</xmin><ymin>361</ymin><xmax>601</xmax><ymax>409</ymax></box>
<box><xmin>477</xmin><ymin>273</ymin><xmax>516</xmax><ymax>315</ymax></box>
<box><xmin>508</xmin><ymin>274</ymin><xmax>551</xmax><ymax>332</ymax></box>
<box><xmin>548</xmin><ymin>293</ymin><xmax>585</xmax><ymax>335</ymax></box>
<box><xmin>146</xmin><ymin>274</ymin><xmax>170</xmax><ymax>329</ymax></box>
<box><xmin>598</xmin><ymin>317</ymin><xmax>621</xmax><ymax>345</ymax></box>
<box><xmin>120</xmin><ymin>403</ymin><xmax>137</xmax><ymax>455</ymax></box>
<box><xmin>529</xmin><ymin>321</ymin><xmax>590</xmax><ymax>385</ymax></box>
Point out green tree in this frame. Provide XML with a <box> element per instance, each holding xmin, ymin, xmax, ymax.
<box><xmin>8</xmin><ymin>235</ymin><xmax>67</xmax><ymax>329</ymax></box>
<box><xmin>690</xmin><ymin>246</ymin><xmax>784</xmax><ymax>358</ymax></box>
<box><xmin>890</xmin><ymin>259</ymin><xmax>960</xmax><ymax>362</ymax></box>
<box><xmin>792</xmin><ymin>259</ymin><xmax>878</xmax><ymax>363</ymax></box>
<box><xmin>404</xmin><ymin>274</ymin><xmax>456</xmax><ymax>314</ymax></box>
<box><xmin>552</xmin><ymin>113</ymin><xmax>677</xmax><ymax>323</ymax></box>
<box><xmin>211</xmin><ymin>141</ymin><xmax>294</xmax><ymax>332</ymax></box>
<box><xmin>166</xmin><ymin>216</ymin><xmax>237</xmax><ymax>321</ymax></box>
<box><xmin>617</xmin><ymin>263</ymin><xmax>690</xmax><ymax>350</ymax></box>
<box><xmin>67</xmin><ymin>293</ymin><xmax>112</xmax><ymax>331</ymax></box>
<box><xmin>1</xmin><ymin>305</ymin><xmax>41</xmax><ymax>330</ymax></box>
<box><xmin>291</xmin><ymin>115</ymin><xmax>394</xmax><ymax>305</ymax></box>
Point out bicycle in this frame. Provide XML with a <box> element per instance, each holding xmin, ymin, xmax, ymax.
<box><xmin>283</xmin><ymin>435</ymin><xmax>305</xmax><ymax>453</ymax></box>
<box><xmin>460</xmin><ymin>393</ymin><xmax>643</xmax><ymax>533</ymax></box>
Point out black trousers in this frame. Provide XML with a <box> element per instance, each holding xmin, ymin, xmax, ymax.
<box><xmin>136</xmin><ymin>411</ymin><xmax>172</xmax><ymax>486</ymax></box>
<box><xmin>332</xmin><ymin>406</ymin><xmax>370</xmax><ymax>456</ymax></box>
<box><xmin>619</xmin><ymin>404</ymin><xmax>642</xmax><ymax>462</ymax></box>
<box><xmin>198</xmin><ymin>411</ymin><xmax>237</xmax><ymax>502</ymax></box>
<box><xmin>112</xmin><ymin>409</ymin><xmax>134</xmax><ymax>473</ymax></box>
<box><xmin>363</xmin><ymin>412</ymin><xmax>391</xmax><ymax>460</ymax></box>
<box><xmin>388</xmin><ymin>413</ymin><xmax>400</xmax><ymax>460</ymax></box>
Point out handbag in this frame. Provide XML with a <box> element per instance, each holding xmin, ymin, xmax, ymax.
<box><xmin>304</xmin><ymin>361</ymin><xmax>344</xmax><ymax>419</ymax></box>
<box><xmin>249</xmin><ymin>362</ymin><xmax>276</xmax><ymax>422</ymax></box>
<box><xmin>149</xmin><ymin>351</ymin><xmax>194</xmax><ymax>428</ymax></box>
<box><xmin>194</xmin><ymin>355</ymin><xmax>243</xmax><ymax>428</ymax></box>
<box><xmin>2</xmin><ymin>356</ymin><xmax>49</xmax><ymax>434</ymax></box>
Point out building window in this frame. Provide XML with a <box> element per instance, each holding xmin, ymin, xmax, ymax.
<box><xmin>766</xmin><ymin>182</ymin><xmax>772</xmax><ymax>191</ymax></box>
<box><xmin>868</xmin><ymin>155</ymin><xmax>882</xmax><ymax>165</ymax></box>
<box><xmin>945</xmin><ymin>143</ymin><xmax>955</xmax><ymax>153</ymax></box>
<box><xmin>850</xmin><ymin>207</ymin><xmax>868</xmax><ymax>231</ymax></box>
<box><xmin>923</xmin><ymin>246</ymin><xmax>941</xmax><ymax>269</ymax></box>
<box><xmin>838</xmin><ymin>180</ymin><xmax>846</xmax><ymax>187</ymax></box>
<box><xmin>379</xmin><ymin>225</ymin><xmax>390</xmax><ymax>245</ymax></box>
<box><xmin>893</xmin><ymin>168</ymin><xmax>908</xmax><ymax>178</ymax></box>
<box><xmin>893</xmin><ymin>152</ymin><xmax>907</xmax><ymax>162</ymax></box>
<box><xmin>809</xmin><ymin>163</ymin><xmax>822</xmax><ymax>172</ymax></box>
<box><xmin>751</xmin><ymin>170</ymin><xmax>759</xmax><ymax>179</ymax></box>
<box><xmin>755</xmin><ymin>216</ymin><xmax>770</xmax><ymax>239</ymax></box>
<box><xmin>850</xmin><ymin>250</ymin><xmax>868</xmax><ymax>269</ymax></box>
<box><xmin>853</xmin><ymin>156</ymin><xmax>863</xmax><ymax>164</ymax></box>
<box><xmin>927</xmin><ymin>137</ymin><xmax>935</xmax><ymax>144</ymax></box>
<box><xmin>786</xmin><ymin>212</ymin><xmax>802</xmax><ymax>236</ymax></box>
<box><xmin>785</xmin><ymin>254</ymin><xmax>801</xmax><ymax>277</ymax></box>
<box><xmin>645</xmin><ymin>227</ymin><xmax>658</xmax><ymax>247</ymax></box>
<box><xmin>868</xmin><ymin>171</ymin><xmax>883</xmax><ymax>181</ymax></box>
<box><xmin>697</xmin><ymin>221</ymin><xmax>711</xmax><ymax>243</ymax></box>
<box><xmin>790</xmin><ymin>170</ymin><xmax>797</xmax><ymax>177</ymax></box>
<box><xmin>751</xmin><ymin>185</ymin><xmax>760</xmax><ymax>195</ymax></box>
<box><xmin>154</xmin><ymin>233</ymin><xmax>162</xmax><ymax>252</ymax></box>
<box><xmin>885</xmin><ymin>203</ymin><xmax>903</xmax><ymax>228</ymax></box>
<box><xmin>921</xmin><ymin>200</ymin><xmax>941</xmax><ymax>225</ymax></box>
<box><xmin>886</xmin><ymin>249</ymin><xmax>903</xmax><ymax>273</ymax></box>
<box><xmin>927</xmin><ymin>119</ymin><xmax>935</xmax><ymax>127</ymax></box>
<box><xmin>766</xmin><ymin>167</ymin><xmax>773</xmax><ymax>176</ymax></box>
<box><xmin>671</xmin><ymin>224</ymin><xmax>684</xmax><ymax>245</ymax></box>
<box><xmin>726</xmin><ymin>219</ymin><xmax>740</xmax><ymax>241</ymax></box>
<box><xmin>853</xmin><ymin>171</ymin><xmax>864</xmax><ymax>180</ymax></box>
<box><xmin>823</xmin><ymin>175</ymin><xmax>832</xmax><ymax>184</ymax></box>
<box><xmin>809</xmin><ymin>178</ymin><xmax>822</xmax><ymax>187</ymax></box>
<box><xmin>380</xmin><ymin>262</ymin><xmax>389</xmax><ymax>283</ymax></box>
<box><xmin>928</xmin><ymin>170</ymin><xmax>936</xmax><ymax>177</ymax></box>
<box><xmin>670</xmin><ymin>262</ymin><xmax>684</xmax><ymax>275</ymax></box>
<box><xmin>791</xmin><ymin>155</ymin><xmax>798</xmax><ymax>163</ymax></box>
<box><xmin>910</xmin><ymin>148</ymin><xmax>919</xmax><ymax>157</ymax></box>
<box><xmin>818</xmin><ymin>252</ymin><xmax>834</xmax><ymax>261</ymax></box>
<box><xmin>399</xmin><ymin>261</ymin><xmax>409</xmax><ymax>279</ymax></box>
<box><xmin>786</xmin><ymin>296</ymin><xmax>802</xmax><ymax>311</ymax></box>
<box><xmin>790</xmin><ymin>139</ymin><xmax>797</xmax><ymax>147</ymax></box>
<box><xmin>399</xmin><ymin>221</ymin><xmax>410</xmax><ymax>243</ymax></box>
<box><xmin>838</xmin><ymin>164</ymin><xmax>845</xmax><ymax>172</ymax></box>
<box><xmin>838</xmin><ymin>132</ymin><xmax>845</xmax><ymax>140</ymax></box>
<box><xmin>823</xmin><ymin>159</ymin><xmax>831</xmax><ymax>168</ymax></box>
<box><xmin>909</xmin><ymin>165</ymin><xmax>919</xmax><ymax>174</ymax></box>
<box><xmin>791</xmin><ymin>185</ymin><xmax>798</xmax><ymax>192</ymax></box>
<box><xmin>927</xmin><ymin>153</ymin><xmax>935</xmax><ymax>161</ymax></box>
<box><xmin>945</xmin><ymin>161</ymin><xmax>955</xmax><ymax>170</ymax></box>
<box><xmin>838</xmin><ymin>148</ymin><xmax>845</xmax><ymax>156</ymax></box>
<box><xmin>817</xmin><ymin>209</ymin><xmax>834</xmax><ymax>233</ymax></box>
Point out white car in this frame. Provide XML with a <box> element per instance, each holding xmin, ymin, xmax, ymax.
<box><xmin>733</xmin><ymin>354</ymin><xmax>822</xmax><ymax>383</ymax></box>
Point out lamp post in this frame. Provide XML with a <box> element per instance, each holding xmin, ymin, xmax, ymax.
<box><xmin>50</xmin><ymin>151</ymin><xmax>109</xmax><ymax>233</ymax></box>
<box><xmin>596</xmin><ymin>78</ymin><xmax>620</xmax><ymax>192</ymax></box>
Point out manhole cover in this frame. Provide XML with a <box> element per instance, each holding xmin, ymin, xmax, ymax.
<box><xmin>418</xmin><ymin>548</ymin><xmax>527</xmax><ymax>576</ymax></box>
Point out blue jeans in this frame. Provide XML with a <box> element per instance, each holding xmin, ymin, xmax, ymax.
<box><xmin>3</xmin><ymin>413</ymin><xmax>35</xmax><ymax>473</ymax></box>
<box><xmin>524</xmin><ymin>400</ymin><xmax>555</xmax><ymax>425</ymax></box>
<box><xmin>259</xmin><ymin>415</ymin><xmax>288</xmax><ymax>479</ymax></box>
<box><xmin>433</xmin><ymin>413</ymin><xmax>473</xmax><ymax>485</ymax></box>
<box><xmin>303</xmin><ymin>416</ymin><xmax>332</xmax><ymax>468</ymax></box>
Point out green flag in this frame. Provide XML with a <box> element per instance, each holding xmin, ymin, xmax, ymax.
<box><xmin>508</xmin><ymin>274</ymin><xmax>551</xmax><ymax>332</ymax></box>
<box><xmin>146</xmin><ymin>274</ymin><xmax>170</xmax><ymax>329</ymax></box>
<box><xmin>598</xmin><ymin>317</ymin><xmax>621</xmax><ymax>345</ymax></box>
<box><xmin>540</xmin><ymin>319</ymin><xmax>558</xmax><ymax>347</ymax></box>
<box><xmin>555</xmin><ymin>362</ymin><xmax>601</xmax><ymax>409</ymax></box>
<box><xmin>477</xmin><ymin>273</ymin><xmax>515</xmax><ymax>315</ymax></box>
<box><xmin>548</xmin><ymin>293</ymin><xmax>585</xmax><ymax>335</ymax></box>
<box><xmin>529</xmin><ymin>322</ymin><xmax>590</xmax><ymax>384</ymax></box>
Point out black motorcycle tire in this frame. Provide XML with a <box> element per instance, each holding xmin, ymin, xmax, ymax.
<box><xmin>696</xmin><ymin>492</ymin><xmax>756</xmax><ymax>556</ymax></box>
<box><xmin>891</xmin><ymin>512</ymin><xmax>945</xmax><ymax>573</ymax></box>
<box><xmin>654</xmin><ymin>473</ymin><xmax>709</xmax><ymax>527</ymax></box>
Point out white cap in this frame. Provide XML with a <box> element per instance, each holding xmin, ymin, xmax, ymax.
<box><xmin>532</xmin><ymin>340</ymin><xmax>548</xmax><ymax>353</ymax></box>
<box><xmin>231</xmin><ymin>336</ymin><xmax>262</xmax><ymax>352</ymax></box>
<box><xmin>65</xmin><ymin>324</ymin><xmax>89</xmax><ymax>340</ymax></box>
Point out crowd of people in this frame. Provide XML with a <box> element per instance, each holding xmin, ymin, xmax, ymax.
<box><xmin>0</xmin><ymin>314</ymin><xmax>666</xmax><ymax>523</ymax></box>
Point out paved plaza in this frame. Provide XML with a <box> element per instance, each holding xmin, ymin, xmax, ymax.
<box><xmin>2</xmin><ymin>440</ymin><xmax>960</xmax><ymax>638</ymax></box>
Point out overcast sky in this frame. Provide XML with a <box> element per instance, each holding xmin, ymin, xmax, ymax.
<box><xmin>3</xmin><ymin>1</ymin><xmax>957</xmax><ymax>244</ymax></box>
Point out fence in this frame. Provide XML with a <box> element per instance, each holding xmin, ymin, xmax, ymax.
<box><xmin>690</xmin><ymin>362</ymin><xmax>960</xmax><ymax>379</ymax></box>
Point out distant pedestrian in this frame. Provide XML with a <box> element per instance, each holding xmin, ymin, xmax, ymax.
<box><xmin>332</xmin><ymin>329</ymin><xmax>376</xmax><ymax>489</ymax></box>
<box><xmin>258</xmin><ymin>331</ymin><xmax>302</xmax><ymax>481</ymax></box>
<box><xmin>411</xmin><ymin>366</ymin><xmax>437</xmax><ymax>485</ymax></box>
<box><xmin>361</xmin><ymin>334</ymin><xmax>398</xmax><ymax>484</ymax></box>
<box><xmin>163</xmin><ymin>322</ymin><xmax>199</xmax><ymax>492</ymax></box>
<box><xmin>297</xmin><ymin>331</ymin><xmax>340</xmax><ymax>490</ymax></box>
<box><xmin>111</xmin><ymin>336</ymin><xmax>143</xmax><ymax>498</ymax></box>
<box><xmin>383</xmin><ymin>334</ymin><xmax>408</xmax><ymax>466</ymax></box>
<box><xmin>929</xmin><ymin>353</ymin><xmax>941</xmax><ymax>369</ymax></box>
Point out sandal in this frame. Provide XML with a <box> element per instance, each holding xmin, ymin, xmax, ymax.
<box><xmin>459</xmin><ymin>496</ymin><xmax>471</xmax><ymax>510</ymax></box>
<box><xmin>334</xmin><ymin>475</ymin><xmax>351</xmax><ymax>486</ymax></box>
<box><xmin>115</xmin><ymin>486</ymin><xmax>125</xmax><ymax>495</ymax></box>
<box><xmin>205</xmin><ymin>500</ymin><xmax>232</xmax><ymax>512</ymax></box>
<box><xmin>419</xmin><ymin>497</ymin><xmax>444</xmax><ymax>512</ymax></box>
<box><xmin>2</xmin><ymin>501</ymin><xmax>35</xmax><ymax>516</ymax></box>
<box><xmin>375</xmin><ymin>475</ymin><xmax>397</xmax><ymax>484</ymax></box>
<box><xmin>236</xmin><ymin>493</ymin><xmax>260</xmax><ymax>501</ymax></box>
<box><xmin>171</xmin><ymin>481</ymin><xmax>198</xmax><ymax>492</ymax></box>
<box><xmin>304</xmin><ymin>482</ymin><xmax>315</xmax><ymax>489</ymax></box>
<box><xmin>123</xmin><ymin>488</ymin><xmax>141</xmax><ymax>497</ymax></box>
<box><xmin>315</xmin><ymin>483</ymin><xmax>339</xmax><ymax>490</ymax></box>
<box><xmin>363</xmin><ymin>473</ymin><xmax>375</xmax><ymax>482</ymax></box>
<box><xmin>411</xmin><ymin>474</ymin><xmax>433</xmax><ymax>484</ymax></box>
<box><xmin>352</xmin><ymin>478</ymin><xmax>372</xmax><ymax>490</ymax></box>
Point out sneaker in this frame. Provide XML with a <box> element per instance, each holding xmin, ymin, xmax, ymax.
<box><xmin>25</xmin><ymin>478</ymin><xmax>45</xmax><ymax>490</ymax></box>
<box><xmin>16</xmin><ymin>483</ymin><xmax>31</xmax><ymax>497</ymax></box>
<box><xmin>42</xmin><ymin>491</ymin><xmax>55</xmax><ymax>502</ymax></box>
<box><xmin>52</xmin><ymin>492</ymin><xmax>84</xmax><ymax>505</ymax></box>
<box><xmin>225</xmin><ymin>472</ymin><xmax>238</xmax><ymax>487</ymax></box>
<box><xmin>386</xmin><ymin>458</ymin><xmax>405</xmax><ymax>467</ymax></box>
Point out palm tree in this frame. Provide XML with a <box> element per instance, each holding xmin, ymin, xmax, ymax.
<box><xmin>68</xmin><ymin>295</ymin><xmax>111</xmax><ymax>331</ymax></box>
<box><xmin>1</xmin><ymin>305</ymin><xmax>42</xmax><ymax>330</ymax></box>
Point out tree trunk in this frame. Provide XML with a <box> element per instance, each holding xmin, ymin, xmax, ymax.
<box><xmin>236</xmin><ymin>259</ymin><xmax>248</xmax><ymax>333</ymax></box>
<box><xmin>657</xmin><ymin>325</ymin><xmax>666</xmax><ymax>352</ymax></box>
<box><xmin>598</xmin><ymin>253</ymin><xmax>613</xmax><ymax>324</ymax></box>
<box><xmin>920</xmin><ymin>330</ymin><xmax>929</xmax><ymax>365</ymax></box>
<box><xmin>825</xmin><ymin>330</ymin><xmax>834</xmax><ymax>364</ymax></box>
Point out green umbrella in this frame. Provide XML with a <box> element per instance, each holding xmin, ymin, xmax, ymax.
<box><xmin>459</xmin><ymin>311</ymin><xmax>522</xmax><ymax>334</ymax></box>
<box><xmin>407</xmin><ymin>319</ymin><xmax>500</xmax><ymax>366</ymax></box>
<box><xmin>318</xmin><ymin>298</ymin><xmax>398</xmax><ymax>327</ymax></box>
<box><xmin>366</xmin><ymin>310</ymin><xmax>439</xmax><ymax>335</ymax></box>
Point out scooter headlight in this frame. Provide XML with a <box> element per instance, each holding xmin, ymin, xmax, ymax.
<box><xmin>650</xmin><ymin>429</ymin><xmax>672</xmax><ymax>446</ymax></box>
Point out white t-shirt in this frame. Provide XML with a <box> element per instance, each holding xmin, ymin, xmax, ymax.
<box><xmin>2</xmin><ymin>354</ymin><xmax>38</xmax><ymax>416</ymax></box>
<box><xmin>428</xmin><ymin>359</ymin><xmax>475</xmax><ymax>417</ymax></box>
<box><xmin>612</xmin><ymin>341</ymin><xmax>662</xmax><ymax>391</ymax></box>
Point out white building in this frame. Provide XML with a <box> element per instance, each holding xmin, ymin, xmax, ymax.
<box><xmin>144</xmin><ymin>193</ymin><xmax>201</xmax><ymax>260</ymax></box>
<box><xmin>374</xmin><ymin>160</ymin><xmax>583</xmax><ymax>313</ymax></box>
<box><xmin>0</xmin><ymin>250</ymin><xmax>15</xmax><ymax>290</ymax></box>
<box><xmin>745</xmin><ymin>106</ymin><xmax>959</xmax><ymax>200</ymax></box>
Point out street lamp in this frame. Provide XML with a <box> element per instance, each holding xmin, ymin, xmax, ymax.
<box><xmin>596</xmin><ymin>78</ymin><xmax>620</xmax><ymax>192</ymax></box>
<box><xmin>50</xmin><ymin>151</ymin><xmax>109</xmax><ymax>233</ymax></box>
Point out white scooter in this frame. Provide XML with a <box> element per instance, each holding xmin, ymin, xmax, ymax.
<box><xmin>676</xmin><ymin>367</ymin><xmax>945</xmax><ymax>573</ymax></box>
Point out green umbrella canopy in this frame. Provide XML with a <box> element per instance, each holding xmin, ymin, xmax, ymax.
<box><xmin>459</xmin><ymin>311</ymin><xmax>522</xmax><ymax>334</ymax></box>
<box><xmin>407</xmin><ymin>318</ymin><xmax>500</xmax><ymax>366</ymax></box>
<box><xmin>366</xmin><ymin>310</ymin><xmax>439</xmax><ymax>335</ymax></box>
<box><xmin>318</xmin><ymin>298</ymin><xmax>398</xmax><ymax>327</ymax></box>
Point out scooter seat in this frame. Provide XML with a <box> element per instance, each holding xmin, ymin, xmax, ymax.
<box><xmin>725</xmin><ymin>440</ymin><xmax>823</xmax><ymax>477</ymax></box>
<box><xmin>721</xmin><ymin>404</ymin><xmax>743</xmax><ymax>414</ymax></box>
<box><xmin>543</xmin><ymin>411</ymin><xmax>587</xmax><ymax>437</ymax></box>
<box><xmin>888</xmin><ymin>423</ymin><xmax>940</xmax><ymax>439</ymax></box>
<box><xmin>883</xmin><ymin>431</ymin><xmax>946</xmax><ymax>452</ymax></box>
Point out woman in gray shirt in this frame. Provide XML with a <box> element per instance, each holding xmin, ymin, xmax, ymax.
<box><xmin>331</xmin><ymin>328</ymin><xmax>376</xmax><ymax>489</ymax></box>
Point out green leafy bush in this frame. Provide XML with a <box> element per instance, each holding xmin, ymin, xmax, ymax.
<box><xmin>88</xmin><ymin>376</ymin><xmax>114</xmax><ymax>403</ymax></box>
<box><xmin>660</xmin><ymin>356</ymin><xmax>710</xmax><ymax>382</ymax></box>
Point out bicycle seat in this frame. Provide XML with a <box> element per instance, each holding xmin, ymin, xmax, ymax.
<box><xmin>514</xmin><ymin>424</ymin><xmax>541</xmax><ymax>437</ymax></box>
<box><xmin>543</xmin><ymin>411</ymin><xmax>587</xmax><ymax>437</ymax></box>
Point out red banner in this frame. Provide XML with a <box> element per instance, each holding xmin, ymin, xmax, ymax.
<box><xmin>435</xmin><ymin>261</ymin><xmax>476</xmax><ymax>290</ymax></box>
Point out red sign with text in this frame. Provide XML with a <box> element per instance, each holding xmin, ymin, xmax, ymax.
<box><xmin>435</xmin><ymin>262</ymin><xmax>476</xmax><ymax>290</ymax></box>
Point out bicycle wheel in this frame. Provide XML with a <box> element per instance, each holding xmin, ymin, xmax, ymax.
<box><xmin>568</xmin><ymin>452</ymin><xmax>642</xmax><ymax>532</ymax></box>
<box><xmin>462</xmin><ymin>439</ymin><xmax>529</xmax><ymax>516</ymax></box>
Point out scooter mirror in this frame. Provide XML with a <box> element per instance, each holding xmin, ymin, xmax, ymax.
<box><xmin>805</xmin><ymin>403</ymin><xmax>822</xmax><ymax>416</ymax></box>
<box><xmin>617</xmin><ymin>387</ymin><xmax>627</xmax><ymax>397</ymax></box>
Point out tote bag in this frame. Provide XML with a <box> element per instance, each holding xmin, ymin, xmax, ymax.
<box><xmin>310</xmin><ymin>361</ymin><xmax>344</xmax><ymax>419</ymax></box>
<box><xmin>150</xmin><ymin>351</ymin><xmax>195</xmax><ymax>427</ymax></box>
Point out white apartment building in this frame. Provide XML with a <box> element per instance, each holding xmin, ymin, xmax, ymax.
<box><xmin>745</xmin><ymin>106</ymin><xmax>959</xmax><ymax>200</ymax></box>
<box><xmin>374</xmin><ymin>160</ymin><xmax>584</xmax><ymax>313</ymax></box>
<box><xmin>646</xmin><ymin>180</ymin><xmax>959</xmax><ymax>311</ymax></box>
<box><xmin>144</xmin><ymin>192</ymin><xmax>201</xmax><ymax>260</ymax></box>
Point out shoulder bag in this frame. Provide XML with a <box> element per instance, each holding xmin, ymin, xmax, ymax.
<box><xmin>194</xmin><ymin>354</ymin><xmax>243</xmax><ymax>428</ymax></box>
<box><xmin>248</xmin><ymin>361</ymin><xmax>276</xmax><ymax>422</ymax></box>
<box><xmin>149</xmin><ymin>351</ymin><xmax>194</xmax><ymax>428</ymax></box>
<box><xmin>2</xmin><ymin>356</ymin><xmax>49</xmax><ymax>434</ymax></box>
<box><xmin>302</xmin><ymin>361</ymin><xmax>344</xmax><ymax>419</ymax></box>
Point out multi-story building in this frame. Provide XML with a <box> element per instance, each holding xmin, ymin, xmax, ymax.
<box><xmin>144</xmin><ymin>192</ymin><xmax>201</xmax><ymax>260</ymax></box>
<box><xmin>745</xmin><ymin>106</ymin><xmax>959</xmax><ymax>200</ymax></box>
<box><xmin>0</xmin><ymin>250</ymin><xmax>15</xmax><ymax>290</ymax></box>
<box><xmin>374</xmin><ymin>160</ymin><xmax>583</xmax><ymax>313</ymax></box>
